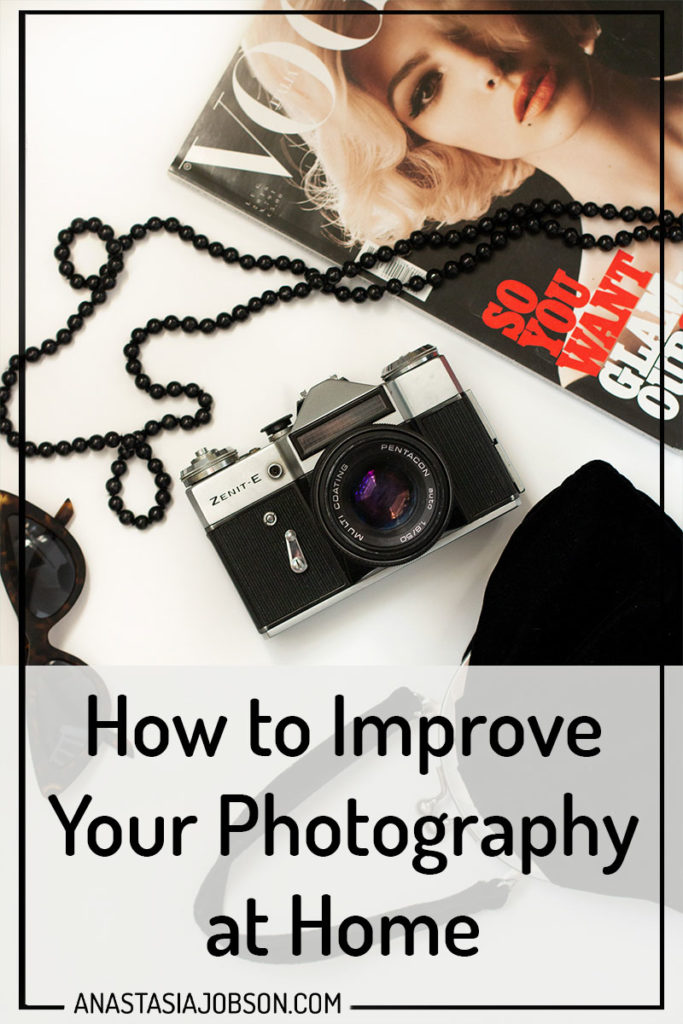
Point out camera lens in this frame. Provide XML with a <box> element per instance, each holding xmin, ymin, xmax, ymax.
<box><xmin>313</xmin><ymin>426</ymin><xmax>452</xmax><ymax>565</ymax></box>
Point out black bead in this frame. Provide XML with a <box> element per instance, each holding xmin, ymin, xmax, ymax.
<box><xmin>179</xmin><ymin>415</ymin><xmax>195</xmax><ymax>431</ymax></box>
<box><xmin>136</xmin><ymin>442</ymin><xmax>152</xmax><ymax>459</ymax></box>
<box><xmin>132</xmin><ymin>327</ymin><xmax>147</xmax><ymax>344</ymax></box>
<box><xmin>579</xmin><ymin>233</ymin><xmax>595</xmax><ymax>249</ymax></box>
<box><xmin>148</xmin><ymin>506</ymin><xmax>164</xmax><ymax>522</ymax></box>
<box><xmin>108</xmin><ymin>257</ymin><xmax>124</xmax><ymax>274</ymax></box>
<box><xmin>334</xmin><ymin>286</ymin><xmax>351</xmax><ymax>302</ymax></box>
<box><xmin>154</xmin><ymin>472</ymin><xmax>171</xmax><ymax>489</ymax></box>
<box><xmin>72</xmin><ymin>437</ymin><xmax>88</xmax><ymax>452</ymax></box>
<box><xmin>649</xmin><ymin>226</ymin><xmax>661</xmax><ymax>242</ymax></box>
<box><xmin>563</xmin><ymin>228</ymin><xmax>579</xmax><ymax>247</ymax></box>
<box><xmin>121</xmin><ymin>433</ymin><xmax>136</xmax><ymax>450</ymax></box>
<box><xmin>257</xmin><ymin>255</ymin><xmax>273</xmax><ymax>270</ymax></box>
<box><xmin>106</xmin><ymin>478</ymin><xmax>122</xmax><ymax>495</ymax></box>
<box><xmin>367</xmin><ymin>284</ymin><xmax>384</xmax><ymax>300</ymax></box>
<box><xmin>98</xmin><ymin>224</ymin><xmax>115</xmax><ymax>241</ymax></box>
<box><xmin>639</xmin><ymin>206</ymin><xmax>656</xmax><ymax>223</ymax></box>
<box><xmin>131</xmin><ymin>224</ymin><xmax>147</xmax><ymax>240</ymax></box>
<box><xmin>150</xmin><ymin>384</ymin><xmax>166</xmax><ymax>400</ymax></box>
<box><xmin>155</xmin><ymin>490</ymin><xmax>172</xmax><ymax>507</ymax></box>
<box><xmin>598</xmin><ymin>235</ymin><xmax>614</xmax><ymax>252</ymax></box>
<box><xmin>208</xmin><ymin>242</ymin><xmax>224</xmax><ymax>258</ymax></box>
<box><xmin>506</xmin><ymin>223</ymin><xmax>523</xmax><ymax>240</ymax></box>
<box><xmin>325</xmin><ymin>267</ymin><xmax>342</xmax><ymax>283</ymax></box>
<box><xmin>239</xmin><ymin>254</ymin><xmax>256</xmax><ymax>269</ymax></box>
<box><xmin>429</xmin><ymin>231</ymin><xmax>444</xmax><ymax>247</ymax></box>
<box><xmin>530</xmin><ymin>198</ymin><xmax>546</xmax><ymax>216</ymax></box>
<box><xmin>56</xmin><ymin>440</ymin><xmax>72</xmax><ymax>455</ymax></box>
<box><xmin>198</xmin><ymin>391</ymin><xmax>212</xmax><ymax>407</ymax></box>
<box><xmin>87</xmin><ymin>273</ymin><xmax>102</xmax><ymax>290</ymax></box>
<box><xmin>105</xmin><ymin>431</ymin><xmax>121</xmax><ymax>447</ymax></box>
<box><xmin>543</xmin><ymin>219</ymin><xmax>560</xmax><ymax>238</ymax></box>
<box><xmin>119</xmin><ymin>235</ymin><xmax>133</xmax><ymax>252</ymax></box>
<box><xmin>426</xmin><ymin>269</ymin><xmax>444</xmax><ymax>287</ymax></box>
<box><xmin>123</xmin><ymin>343</ymin><xmax>139</xmax><ymax>359</ymax></box>
<box><xmin>351</xmin><ymin>286</ymin><xmax>368</xmax><ymax>302</ymax></box>
<box><xmin>135</xmin><ymin>373</ymin><xmax>151</xmax><ymax>391</ymax></box>
<box><xmin>148</xmin><ymin>457</ymin><xmax>163</xmax><ymax>474</ymax></box>
<box><xmin>146</xmin><ymin>217</ymin><xmax>163</xmax><ymax>232</ymax></box>
<box><xmin>409</xmin><ymin>231</ymin><xmax>427</xmax><ymax>249</ymax></box>
<box><xmin>78</xmin><ymin>301</ymin><xmax>94</xmax><ymax>318</ymax></box>
<box><xmin>620</xmin><ymin>206</ymin><xmax>637</xmax><ymax>222</ymax></box>
<box><xmin>458</xmin><ymin>254</ymin><xmax>477</xmax><ymax>272</ymax></box>
<box><xmin>261</xmin><ymin>290</ymin><xmax>278</xmax><ymax>306</ymax></box>
<box><xmin>0</xmin><ymin>387</ymin><xmax>8</xmax><ymax>402</ymax></box>
<box><xmin>71</xmin><ymin>274</ymin><xmax>86</xmax><ymax>290</ymax></box>
<box><xmin>71</xmin><ymin>217</ymin><xmax>86</xmax><ymax>234</ymax></box>
<box><xmin>248</xmin><ymin>297</ymin><xmax>264</xmax><ymax>312</ymax></box>
<box><xmin>179</xmin><ymin>225</ymin><xmax>195</xmax><ymax>241</ymax></box>
<box><xmin>661</xmin><ymin>210</ymin><xmax>675</xmax><ymax>226</ymax></box>
<box><xmin>462</xmin><ymin>225</ymin><xmax>478</xmax><ymax>242</ymax></box>
<box><xmin>54</xmin><ymin>245</ymin><xmax>70</xmax><ymax>261</ymax></box>
<box><xmin>134</xmin><ymin>515</ymin><xmax>149</xmax><ymax>530</ymax></box>
<box><xmin>277</xmin><ymin>287</ymin><xmax>293</xmax><ymax>303</ymax></box>
<box><xmin>8</xmin><ymin>432</ymin><xmax>20</xmax><ymax>447</ymax></box>
<box><xmin>163</xmin><ymin>315</ymin><xmax>180</xmax><ymax>331</ymax></box>
<box><xmin>126</xmin><ymin>359</ymin><xmax>142</xmax><ymax>375</ymax></box>
<box><xmin>512</xmin><ymin>203</ymin><xmax>528</xmax><ymax>219</ymax></box>
<box><xmin>67</xmin><ymin>314</ymin><xmax>83</xmax><ymax>332</ymax></box>
<box><xmin>111</xmin><ymin>459</ymin><xmax>127</xmax><ymax>476</ymax></box>
<box><xmin>293</xmin><ymin>282</ymin><xmax>310</xmax><ymax>298</ymax></box>
<box><xmin>194</xmin><ymin>409</ymin><xmax>212</xmax><ymax>425</ymax></box>
<box><xmin>216</xmin><ymin>312</ymin><xmax>233</xmax><ymax>328</ymax></box>
<box><xmin>8</xmin><ymin>354</ymin><xmax>22</xmax><ymax>370</ymax></box>
<box><xmin>108</xmin><ymin>496</ymin><xmax>124</xmax><ymax>512</ymax></box>
<box><xmin>232</xmin><ymin>304</ymin><xmax>250</xmax><ymax>320</ymax></box>
<box><xmin>92</xmin><ymin>291</ymin><xmax>107</xmax><ymax>306</ymax></box>
<box><xmin>633</xmin><ymin>225</ymin><xmax>649</xmax><ymax>242</ymax></box>
<box><xmin>57</xmin><ymin>329</ymin><xmax>72</xmax><ymax>345</ymax></box>
<box><xmin>600</xmin><ymin>204</ymin><xmax>617</xmax><ymax>220</ymax></box>
<box><xmin>290</xmin><ymin>259</ymin><xmax>306</xmax><ymax>275</ymax></box>
<box><xmin>0</xmin><ymin>419</ymin><xmax>13</xmax><ymax>435</ymax></box>
<box><xmin>359</xmin><ymin>252</ymin><xmax>377</xmax><ymax>269</ymax></box>
<box><xmin>167</xmin><ymin>380</ymin><xmax>183</xmax><ymax>397</ymax></box>
<box><xmin>582</xmin><ymin>202</ymin><xmax>599</xmax><ymax>218</ymax></box>
<box><xmin>548</xmin><ymin>200</ymin><xmax>564</xmax><ymax>217</ymax></box>
<box><xmin>58</xmin><ymin>260</ymin><xmax>74</xmax><ymax>278</ymax></box>
<box><xmin>2</xmin><ymin>371</ymin><xmax>17</xmax><ymax>386</ymax></box>
<box><xmin>118</xmin><ymin>510</ymin><xmax>134</xmax><ymax>525</ymax></box>
<box><xmin>57</xmin><ymin>229</ymin><xmax>74</xmax><ymax>244</ymax></box>
<box><xmin>394</xmin><ymin>240</ymin><xmax>410</xmax><ymax>256</ymax></box>
<box><xmin>161</xmin><ymin>414</ymin><xmax>178</xmax><ymax>430</ymax></box>
<box><xmin>86</xmin><ymin>216</ymin><xmax>102</xmax><ymax>232</ymax></box>
<box><xmin>223</xmin><ymin>247</ymin><xmax>239</xmax><ymax>264</ymax></box>
<box><xmin>146</xmin><ymin>318</ymin><xmax>163</xmax><ymax>334</ymax></box>
<box><xmin>376</xmin><ymin>246</ymin><xmax>393</xmax><ymax>262</ymax></box>
<box><xmin>475</xmin><ymin>243</ymin><xmax>493</xmax><ymax>261</ymax></box>
<box><xmin>184</xmin><ymin>383</ymin><xmax>200</xmax><ymax>398</ymax></box>
<box><xmin>106</xmin><ymin>240</ymin><xmax>122</xmax><ymax>255</ymax></box>
<box><xmin>443</xmin><ymin>261</ymin><xmax>459</xmax><ymax>278</ymax></box>
<box><xmin>525</xmin><ymin>218</ymin><xmax>541</xmax><ymax>235</ymax></box>
<box><xmin>408</xmin><ymin>276</ymin><xmax>425</xmax><ymax>292</ymax></box>
<box><xmin>477</xmin><ymin>218</ymin><xmax>494</xmax><ymax>235</ymax></box>
<box><xmin>164</xmin><ymin>217</ymin><xmax>180</xmax><ymax>232</ymax></box>
<box><xmin>24</xmin><ymin>441</ymin><xmax>37</xmax><ymax>457</ymax></box>
<box><xmin>615</xmin><ymin>230</ymin><xmax>632</xmax><ymax>247</ymax></box>
<box><xmin>181</xmin><ymin>316</ymin><xmax>198</xmax><ymax>332</ymax></box>
<box><xmin>38</xmin><ymin>441</ymin><xmax>54</xmax><ymax>457</ymax></box>
<box><xmin>200</xmin><ymin>317</ymin><xmax>217</xmax><ymax>332</ymax></box>
<box><xmin>275</xmin><ymin>255</ymin><xmax>291</xmax><ymax>270</ymax></box>
<box><xmin>445</xmin><ymin>230</ymin><xmax>461</xmax><ymax>247</ymax></box>
<box><xmin>494</xmin><ymin>208</ymin><xmax>511</xmax><ymax>224</ymax></box>
<box><xmin>144</xmin><ymin>420</ymin><xmax>161</xmax><ymax>436</ymax></box>
<box><xmin>342</xmin><ymin>260</ymin><xmax>358</xmax><ymax>277</ymax></box>
<box><xmin>566</xmin><ymin>201</ymin><xmax>582</xmax><ymax>219</ymax></box>
<box><xmin>25</xmin><ymin>346</ymin><xmax>41</xmax><ymax>362</ymax></box>
<box><xmin>89</xmin><ymin>434</ymin><xmax>105</xmax><ymax>450</ymax></box>
<box><xmin>192</xmin><ymin>234</ymin><xmax>209</xmax><ymax>250</ymax></box>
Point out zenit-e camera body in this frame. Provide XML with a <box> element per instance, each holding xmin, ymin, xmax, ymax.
<box><xmin>181</xmin><ymin>345</ymin><xmax>522</xmax><ymax>634</ymax></box>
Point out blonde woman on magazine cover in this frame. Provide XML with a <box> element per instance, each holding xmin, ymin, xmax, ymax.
<box><xmin>245</xmin><ymin>1</ymin><xmax>682</xmax><ymax>383</ymax></box>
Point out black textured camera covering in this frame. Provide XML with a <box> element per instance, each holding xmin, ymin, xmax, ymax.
<box><xmin>418</xmin><ymin>395</ymin><xmax>518</xmax><ymax>523</ymax></box>
<box><xmin>208</xmin><ymin>483</ymin><xmax>350</xmax><ymax>631</ymax></box>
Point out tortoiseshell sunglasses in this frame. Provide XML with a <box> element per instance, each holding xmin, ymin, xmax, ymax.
<box><xmin>0</xmin><ymin>489</ymin><xmax>119</xmax><ymax>794</ymax></box>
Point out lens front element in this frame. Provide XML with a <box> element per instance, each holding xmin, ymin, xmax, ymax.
<box><xmin>313</xmin><ymin>427</ymin><xmax>452</xmax><ymax>565</ymax></box>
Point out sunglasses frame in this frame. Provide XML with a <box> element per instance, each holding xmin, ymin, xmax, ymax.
<box><xmin>0</xmin><ymin>490</ymin><xmax>86</xmax><ymax>666</ymax></box>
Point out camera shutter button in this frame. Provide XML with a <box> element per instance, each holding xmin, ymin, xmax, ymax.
<box><xmin>261</xmin><ymin>415</ymin><xmax>293</xmax><ymax>439</ymax></box>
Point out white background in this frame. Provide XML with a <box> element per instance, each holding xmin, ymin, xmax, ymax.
<box><xmin>0</xmin><ymin>2</ymin><xmax>681</xmax><ymax>1021</ymax></box>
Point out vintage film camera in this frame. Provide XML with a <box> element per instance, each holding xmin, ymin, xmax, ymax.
<box><xmin>181</xmin><ymin>345</ymin><xmax>522</xmax><ymax>634</ymax></box>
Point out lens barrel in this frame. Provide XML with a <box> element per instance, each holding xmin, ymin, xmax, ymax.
<box><xmin>312</xmin><ymin>426</ymin><xmax>452</xmax><ymax>565</ymax></box>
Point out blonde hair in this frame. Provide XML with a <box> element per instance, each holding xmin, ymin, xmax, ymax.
<box><xmin>244</xmin><ymin>1</ymin><xmax>599</xmax><ymax>245</ymax></box>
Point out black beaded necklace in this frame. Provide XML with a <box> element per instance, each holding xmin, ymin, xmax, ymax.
<box><xmin>1</xmin><ymin>200</ymin><xmax>680</xmax><ymax>530</ymax></box>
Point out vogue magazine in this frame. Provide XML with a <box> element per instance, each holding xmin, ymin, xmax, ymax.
<box><xmin>170</xmin><ymin>0</ymin><xmax>683</xmax><ymax>448</ymax></box>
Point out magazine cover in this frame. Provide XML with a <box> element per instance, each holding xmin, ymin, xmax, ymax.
<box><xmin>170</xmin><ymin>0</ymin><xmax>683</xmax><ymax>448</ymax></box>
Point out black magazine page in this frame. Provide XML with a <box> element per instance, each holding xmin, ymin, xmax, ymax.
<box><xmin>170</xmin><ymin>0</ymin><xmax>683</xmax><ymax>448</ymax></box>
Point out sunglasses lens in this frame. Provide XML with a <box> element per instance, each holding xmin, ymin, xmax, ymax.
<box><xmin>8</xmin><ymin>514</ymin><xmax>77</xmax><ymax>618</ymax></box>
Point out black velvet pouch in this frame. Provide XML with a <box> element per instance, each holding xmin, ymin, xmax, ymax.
<box><xmin>467</xmin><ymin>460</ymin><xmax>682</xmax><ymax>665</ymax></box>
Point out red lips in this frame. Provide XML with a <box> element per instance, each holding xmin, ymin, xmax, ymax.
<box><xmin>513</xmin><ymin>66</ymin><xmax>557</xmax><ymax>123</ymax></box>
